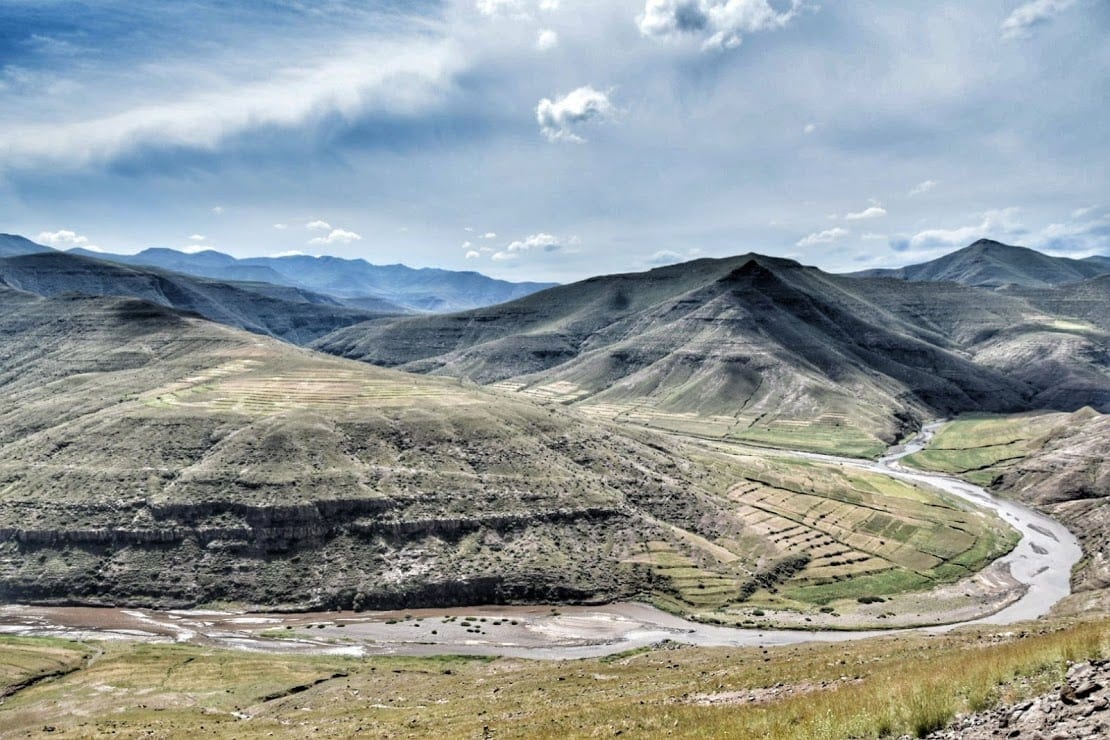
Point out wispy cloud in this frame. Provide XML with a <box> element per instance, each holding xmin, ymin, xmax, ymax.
<box><xmin>908</xmin><ymin>180</ymin><xmax>938</xmax><ymax>197</ymax></box>
<box><xmin>0</xmin><ymin>38</ymin><xmax>462</xmax><ymax>170</ymax></box>
<box><xmin>844</xmin><ymin>204</ymin><xmax>886</xmax><ymax>221</ymax></box>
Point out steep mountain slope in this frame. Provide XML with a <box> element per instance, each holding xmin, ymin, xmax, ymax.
<box><xmin>0</xmin><ymin>288</ymin><xmax>1014</xmax><ymax>611</ymax></box>
<box><xmin>0</xmin><ymin>251</ymin><xmax>399</xmax><ymax>344</ymax></box>
<box><xmin>315</xmin><ymin>252</ymin><xmax>1110</xmax><ymax>456</ymax></box>
<box><xmin>68</xmin><ymin>243</ymin><xmax>559</xmax><ymax>312</ymax></box>
<box><xmin>851</xmin><ymin>239</ymin><xmax>1109</xmax><ymax>288</ymax></box>
<box><xmin>0</xmin><ymin>233</ymin><xmax>53</xmax><ymax>257</ymax></box>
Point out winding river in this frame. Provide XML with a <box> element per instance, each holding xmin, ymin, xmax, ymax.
<box><xmin>0</xmin><ymin>426</ymin><xmax>1082</xmax><ymax>659</ymax></box>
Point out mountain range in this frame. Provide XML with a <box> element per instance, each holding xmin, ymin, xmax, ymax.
<box><xmin>66</xmin><ymin>243</ymin><xmax>558</xmax><ymax>313</ymax></box>
<box><xmin>315</xmin><ymin>244</ymin><xmax>1110</xmax><ymax>456</ymax></box>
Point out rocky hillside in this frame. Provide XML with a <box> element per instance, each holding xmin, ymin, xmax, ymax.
<box><xmin>315</xmin><ymin>250</ymin><xmax>1110</xmax><ymax>457</ymax></box>
<box><xmin>0</xmin><ymin>251</ymin><xmax>398</xmax><ymax>344</ymax></box>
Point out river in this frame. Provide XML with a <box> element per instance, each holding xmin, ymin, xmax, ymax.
<box><xmin>0</xmin><ymin>426</ymin><xmax>1082</xmax><ymax>659</ymax></box>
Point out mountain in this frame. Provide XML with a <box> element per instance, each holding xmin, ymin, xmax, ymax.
<box><xmin>0</xmin><ymin>233</ymin><xmax>53</xmax><ymax>257</ymax></box>
<box><xmin>314</xmin><ymin>249</ymin><xmax>1110</xmax><ymax>457</ymax></box>
<box><xmin>70</xmin><ymin>244</ymin><xmax>559</xmax><ymax>312</ymax></box>
<box><xmin>0</xmin><ymin>251</ymin><xmax>401</xmax><ymax>344</ymax></box>
<box><xmin>851</xmin><ymin>239</ymin><xmax>1110</xmax><ymax>288</ymax></box>
<box><xmin>70</xmin><ymin>246</ymin><xmax>295</xmax><ymax>286</ymax></box>
<box><xmin>0</xmin><ymin>286</ymin><xmax>1012</xmax><ymax>611</ymax></box>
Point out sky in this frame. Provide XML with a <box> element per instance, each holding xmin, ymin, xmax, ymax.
<box><xmin>0</xmin><ymin>0</ymin><xmax>1108</xmax><ymax>282</ymax></box>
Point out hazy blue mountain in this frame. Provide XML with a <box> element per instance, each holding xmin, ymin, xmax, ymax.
<box><xmin>850</xmin><ymin>239</ymin><xmax>1109</xmax><ymax>288</ymax></box>
<box><xmin>0</xmin><ymin>251</ymin><xmax>398</xmax><ymax>344</ymax></box>
<box><xmin>0</xmin><ymin>233</ymin><xmax>53</xmax><ymax>257</ymax></box>
<box><xmin>67</xmin><ymin>243</ymin><xmax>559</xmax><ymax>312</ymax></box>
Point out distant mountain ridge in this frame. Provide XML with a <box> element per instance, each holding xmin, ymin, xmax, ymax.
<box><xmin>0</xmin><ymin>233</ymin><xmax>53</xmax><ymax>258</ymax></box>
<box><xmin>0</xmin><ymin>251</ymin><xmax>394</xmax><ymax>344</ymax></box>
<box><xmin>69</xmin><ymin>244</ymin><xmax>558</xmax><ymax>313</ymax></box>
<box><xmin>850</xmin><ymin>239</ymin><xmax>1109</xmax><ymax>288</ymax></box>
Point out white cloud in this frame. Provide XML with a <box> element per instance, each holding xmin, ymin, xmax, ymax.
<box><xmin>1001</xmin><ymin>0</ymin><xmax>1076</xmax><ymax>39</ymax></box>
<box><xmin>270</xmin><ymin>250</ymin><xmax>306</xmax><ymax>257</ymax></box>
<box><xmin>273</xmin><ymin>223</ymin><xmax>288</xmax><ymax>230</ymax></box>
<box><xmin>638</xmin><ymin>0</ymin><xmax>807</xmax><ymax>51</ymax></box>
<box><xmin>477</xmin><ymin>0</ymin><xmax>526</xmax><ymax>16</ymax></box>
<box><xmin>188</xmin><ymin>234</ymin><xmax>205</xmax><ymax>241</ymax></box>
<box><xmin>536</xmin><ymin>85</ymin><xmax>613</xmax><ymax>142</ymax></box>
<box><xmin>305</xmin><ymin>220</ymin><xmax>332</xmax><ymax>231</ymax></box>
<box><xmin>803</xmin><ymin>122</ymin><xmax>816</xmax><ymax>134</ymax></box>
<box><xmin>648</xmin><ymin>249</ymin><xmax>684</xmax><ymax>266</ymax></box>
<box><xmin>211</xmin><ymin>205</ymin><xmax>224</xmax><ymax>215</ymax></box>
<box><xmin>861</xmin><ymin>232</ymin><xmax>887</xmax><ymax>241</ymax></box>
<box><xmin>35</xmin><ymin>229</ymin><xmax>98</xmax><ymax>251</ymax></box>
<box><xmin>903</xmin><ymin>208</ymin><xmax>1025</xmax><ymax>250</ymax></box>
<box><xmin>536</xmin><ymin>29</ymin><xmax>559</xmax><ymax>51</ymax></box>
<box><xmin>492</xmin><ymin>234</ymin><xmax>568</xmax><ymax>262</ymax></box>
<box><xmin>180</xmin><ymin>244</ymin><xmax>216</xmax><ymax>254</ymax></box>
<box><xmin>539</xmin><ymin>0</ymin><xmax>559</xmax><ymax>10</ymax></box>
<box><xmin>1071</xmin><ymin>205</ymin><xmax>1098</xmax><ymax>219</ymax></box>
<box><xmin>308</xmin><ymin>228</ymin><xmax>362</xmax><ymax>245</ymax></box>
<box><xmin>908</xmin><ymin>179</ymin><xmax>938</xmax><ymax>197</ymax></box>
<box><xmin>482</xmin><ymin>232</ymin><xmax>497</xmax><ymax>239</ymax></box>
<box><xmin>465</xmin><ymin>250</ymin><xmax>481</xmax><ymax>259</ymax></box>
<box><xmin>462</xmin><ymin>240</ymin><xmax>473</xmax><ymax>249</ymax></box>
<box><xmin>796</xmin><ymin>227</ymin><xmax>849</xmax><ymax>247</ymax></box>
<box><xmin>0</xmin><ymin>38</ymin><xmax>460</xmax><ymax>170</ymax></box>
<box><xmin>844</xmin><ymin>205</ymin><xmax>887</xmax><ymax>221</ymax></box>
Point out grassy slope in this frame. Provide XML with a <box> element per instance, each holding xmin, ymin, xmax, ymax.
<box><xmin>902</xmin><ymin>410</ymin><xmax>1110</xmax><ymax>600</ymax></box>
<box><xmin>0</xmin><ymin>289</ymin><xmax>1018</xmax><ymax>615</ymax></box>
<box><xmin>0</xmin><ymin>620</ymin><xmax>1105</xmax><ymax>738</ymax></box>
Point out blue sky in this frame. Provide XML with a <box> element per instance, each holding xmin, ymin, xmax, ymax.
<box><xmin>0</xmin><ymin>0</ymin><xmax>1107</xmax><ymax>281</ymax></box>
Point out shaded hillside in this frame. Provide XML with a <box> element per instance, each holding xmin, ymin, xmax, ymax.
<box><xmin>851</xmin><ymin>239</ymin><xmax>1109</xmax><ymax>288</ymax></box>
<box><xmin>0</xmin><ymin>251</ymin><xmax>399</xmax><ymax>344</ymax></box>
<box><xmin>315</xmin><ymin>252</ymin><xmax>1110</xmax><ymax>456</ymax></box>
<box><xmin>0</xmin><ymin>233</ymin><xmax>52</xmax><ymax>257</ymax></box>
<box><xmin>0</xmin><ymin>288</ymin><xmax>1012</xmax><ymax>611</ymax></box>
<box><xmin>69</xmin><ymin>243</ymin><xmax>559</xmax><ymax>312</ymax></box>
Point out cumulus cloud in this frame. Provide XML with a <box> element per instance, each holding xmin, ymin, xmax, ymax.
<box><xmin>305</xmin><ymin>220</ymin><xmax>332</xmax><ymax>231</ymax></box>
<box><xmin>491</xmin><ymin>232</ymin><xmax>569</xmax><ymax>261</ymax></box>
<box><xmin>180</xmin><ymin>244</ymin><xmax>215</xmax><ymax>254</ymax></box>
<box><xmin>465</xmin><ymin>250</ymin><xmax>481</xmax><ymax>259</ymax></box>
<box><xmin>188</xmin><ymin>234</ymin><xmax>206</xmax><ymax>241</ymax></box>
<box><xmin>536</xmin><ymin>86</ymin><xmax>613</xmax><ymax>142</ymax></box>
<box><xmin>211</xmin><ymin>205</ymin><xmax>224</xmax><ymax>215</ymax></box>
<box><xmin>897</xmin><ymin>208</ymin><xmax>1025</xmax><ymax>251</ymax></box>
<box><xmin>647</xmin><ymin>249</ymin><xmax>684</xmax><ymax>265</ymax></box>
<box><xmin>638</xmin><ymin>0</ymin><xmax>807</xmax><ymax>51</ymax></box>
<box><xmin>844</xmin><ymin>204</ymin><xmax>886</xmax><ymax>221</ymax></box>
<box><xmin>477</xmin><ymin>0</ymin><xmax>558</xmax><ymax>17</ymax></box>
<box><xmin>270</xmin><ymin>250</ymin><xmax>306</xmax><ymax>257</ymax></box>
<box><xmin>803</xmin><ymin>122</ymin><xmax>816</xmax><ymax>134</ymax></box>
<box><xmin>796</xmin><ymin>227</ymin><xmax>849</xmax><ymax>247</ymax></box>
<box><xmin>308</xmin><ymin>228</ymin><xmax>362</xmax><ymax>245</ymax></box>
<box><xmin>536</xmin><ymin>29</ymin><xmax>559</xmax><ymax>51</ymax></box>
<box><xmin>909</xmin><ymin>179</ymin><xmax>938</xmax><ymax>197</ymax></box>
<box><xmin>482</xmin><ymin>232</ymin><xmax>497</xmax><ymax>239</ymax></box>
<box><xmin>35</xmin><ymin>229</ymin><xmax>98</xmax><ymax>251</ymax></box>
<box><xmin>273</xmin><ymin>223</ymin><xmax>288</xmax><ymax>230</ymax></box>
<box><xmin>1001</xmin><ymin>0</ymin><xmax>1076</xmax><ymax>39</ymax></box>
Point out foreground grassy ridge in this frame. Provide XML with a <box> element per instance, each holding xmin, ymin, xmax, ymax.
<box><xmin>0</xmin><ymin>620</ymin><xmax>1105</xmax><ymax>738</ymax></box>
